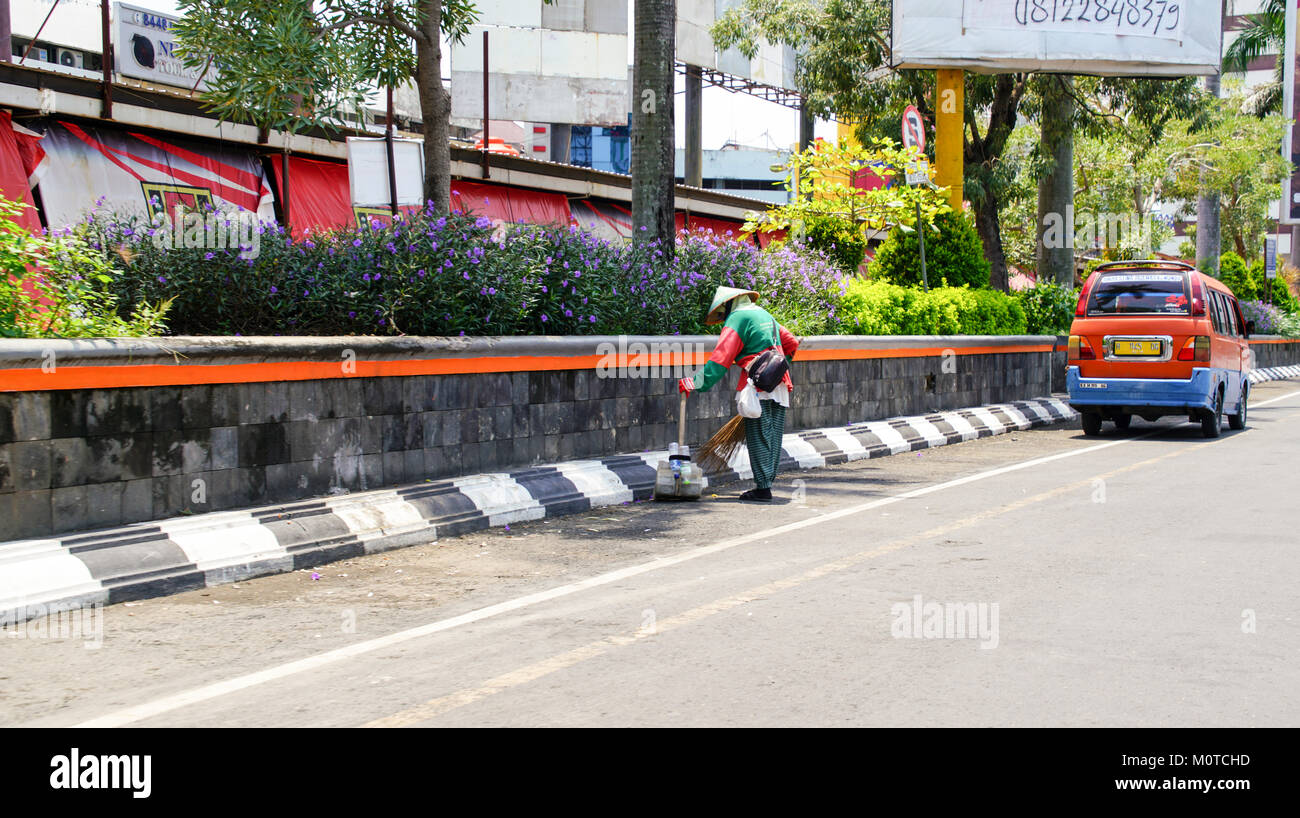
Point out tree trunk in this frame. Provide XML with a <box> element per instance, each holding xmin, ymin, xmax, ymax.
<box><xmin>631</xmin><ymin>0</ymin><xmax>676</xmax><ymax>258</ymax></box>
<box><xmin>973</xmin><ymin>199</ymin><xmax>1010</xmax><ymax>291</ymax></box>
<box><xmin>1195</xmin><ymin>5</ymin><xmax>1225</xmax><ymax>272</ymax></box>
<box><xmin>1035</xmin><ymin>76</ymin><xmax>1075</xmax><ymax>287</ymax></box>
<box><xmin>415</xmin><ymin>0</ymin><xmax>451</xmax><ymax>213</ymax></box>
<box><xmin>963</xmin><ymin>74</ymin><xmax>1027</xmax><ymax>291</ymax></box>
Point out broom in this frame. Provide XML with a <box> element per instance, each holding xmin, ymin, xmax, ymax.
<box><xmin>696</xmin><ymin>414</ymin><xmax>747</xmax><ymax>474</ymax></box>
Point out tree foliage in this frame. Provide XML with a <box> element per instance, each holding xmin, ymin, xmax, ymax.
<box><xmin>868</xmin><ymin>211</ymin><xmax>991</xmax><ymax>290</ymax></box>
<box><xmin>174</xmin><ymin>1</ymin><xmax>485</xmax><ymax>210</ymax></box>
<box><xmin>743</xmin><ymin>138</ymin><xmax>949</xmax><ymax>239</ymax></box>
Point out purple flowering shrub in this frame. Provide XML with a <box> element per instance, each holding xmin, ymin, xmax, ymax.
<box><xmin>72</xmin><ymin>204</ymin><xmax>852</xmax><ymax>337</ymax></box>
<box><xmin>1239</xmin><ymin>300</ymin><xmax>1300</xmax><ymax>338</ymax></box>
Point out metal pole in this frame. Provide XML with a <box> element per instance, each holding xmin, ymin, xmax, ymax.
<box><xmin>481</xmin><ymin>29</ymin><xmax>490</xmax><ymax>181</ymax></box>
<box><xmin>281</xmin><ymin>148</ymin><xmax>290</xmax><ymax>228</ymax></box>
<box><xmin>918</xmin><ymin>201</ymin><xmax>929</xmax><ymax>292</ymax></box>
<box><xmin>100</xmin><ymin>0</ymin><xmax>112</xmax><ymax>118</ymax></box>
<box><xmin>386</xmin><ymin>84</ymin><xmax>398</xmax><ymax>216</ymax></box>
<box><xmin>20</xmin><ymin>0</ymin><xmax>59</xmax><ymax>64</ymax></box>
<box><xmin>684</xmin><ymin>65</ymin><xmax>703</xmax><ymax>187</ymax></box>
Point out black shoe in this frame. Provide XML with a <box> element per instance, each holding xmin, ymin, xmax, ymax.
<box><xmin>739</xmin><ymin>488</ymin><xmax>772</xmax><ymax>502</ymax></box>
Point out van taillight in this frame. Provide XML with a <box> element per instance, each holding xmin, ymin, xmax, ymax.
<box><xmin>1190</xmin><ymin>276</ymin><xmax>1206</xmax><ymax>316</ymax></box>
<box><xmin>1074</xmin><ymin>277</ymin><xmax>1095</xmax><ymax>317</ymax></box>
<box><xmin>1177</xmin><ymin>336</ymin><xmax>1210</xmax><ymax>362</ymax></box>
<box><xmin>1068</xmin><ymin>335</ymin><xmax>1095</xmax><ymax>361</ymax></box>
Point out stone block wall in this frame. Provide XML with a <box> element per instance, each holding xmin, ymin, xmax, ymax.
<box><xmin>1</xmin><ymin>335</ymin><xmax>1063</xmax><ymax>539</ymax></box>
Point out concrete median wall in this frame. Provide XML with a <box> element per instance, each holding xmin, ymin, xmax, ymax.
<box><xmin>0</xmin><ymin>333</ymin><xmax>1099</xmax><ymax>539</ymax></box>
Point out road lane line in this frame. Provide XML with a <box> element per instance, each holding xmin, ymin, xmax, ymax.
<box><xmin>74</xmin><ymin>391</ymin><xmax>1300</xmax><ymax>728</ymax></box>
<box><xmin>367</xmin><ymin>443</ymin><xmax>1212</xmax><ymax>727</ymax></box>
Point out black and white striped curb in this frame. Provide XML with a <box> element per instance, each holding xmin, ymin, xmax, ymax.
<box><xmin>1249</xmin><ymin>365</ymin><xmax>1300</xmax><ymax>384</ymax></box>
<box><xmin>0</xmin><ymin>396</ymin><xmax>1074</xmax><ymax>624</ymax></box>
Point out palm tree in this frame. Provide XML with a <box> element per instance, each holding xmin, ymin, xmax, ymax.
<box><xmin>1224</xmin><ymin>0</ymin><xmax>1286</xmax><ymax>117</ymax></box>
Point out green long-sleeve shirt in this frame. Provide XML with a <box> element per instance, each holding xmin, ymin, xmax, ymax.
<box><xmin>692</xmin><ymin>304</ymin><xmax>799</xmax><ymax>392</ymax></box>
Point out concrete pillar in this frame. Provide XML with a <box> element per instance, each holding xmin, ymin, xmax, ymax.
<box><xmin>799</xmin><ymin>103</ymin><xmax>814</xmax><ymax>152</ymax></box>
<box><xmin>935</xmin><ymin>69</ymin><xmax>965</xmax><ymax>212</ymax></box>
<box><xmin>0</xmin><ymin>1</ymin><xmax>11</xmax><ymax>63</ymax></box>
<box><xmin>684</xmin><ymin>64</ymin><xmax>703</xmax><ymax>187</ymax></box>
<box><xmin>550</xmin><ymin>123</ymin><xmax>572</xmax><ymax>165</ymax></box>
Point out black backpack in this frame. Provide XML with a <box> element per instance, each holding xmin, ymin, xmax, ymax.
<box><xmin>746</xmin><ymin>317</ymin><xmax>789</xmax><ymax>392</ymax></box>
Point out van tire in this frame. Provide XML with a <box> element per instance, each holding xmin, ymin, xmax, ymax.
<box><xmin>1112</xmin><ymin>413</ymin><xmax>1132</xmax><ymax>430</ymax></box>
<box><xmin>1228</xmin><ymin>386</ymin><xmax>1247</xmax><ymax>430</ymax></box>
<box><xmin>1201</xmin><ymin>389</ymin><xmax>1223</xmax><ymax>438</ymax></box>
<box><xmin>1082</xmin><ymin>413</ymin><xmax>1103</xmax><ymax>436</ymax></box>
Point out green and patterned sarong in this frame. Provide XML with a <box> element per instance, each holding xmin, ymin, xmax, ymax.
<box><xmin>744</xmin><ymin>399</ymin><xmax>786</xmax><ymax>489</ymax></box>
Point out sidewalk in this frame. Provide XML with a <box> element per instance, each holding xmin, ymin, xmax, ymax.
<box><xmin>2</xmin><ymin>394</ymin><xmax>1085</xmax><ymax>622</ymax></box>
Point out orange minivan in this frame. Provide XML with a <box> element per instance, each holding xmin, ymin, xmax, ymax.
<box><xmin>1066</xmin><ymin>260</ymin><xmax>1253</xmax><ymax>438</ymax></box>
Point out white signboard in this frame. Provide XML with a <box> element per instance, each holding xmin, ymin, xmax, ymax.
<box><xmin>347</xmin><ymin>138</ymin><xmax>425</xmax><ymax>207</ymax></box>
<box><xmin>961</xmin><ymin>0</ymin><xmax>1186</xmax><ymax>42</ymax></box>
<box><xmin>905</xmin><ymin>159</ymin><xmax>930</xmax><ymax>186</ymax></box>
<box><xmin>893</xmin><ymin>0</ymin><xmax>1221</xmax><ymax>76</ymax></box>
<box><xmin>114</xmin><ymin>2</ymin><xmax>214</xmax><ymax>90</ymax></box>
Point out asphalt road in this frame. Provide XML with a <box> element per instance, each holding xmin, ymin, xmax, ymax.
<box><xmin>6</xmin><ymin>380</ymin><xmax>1300</xmax><ymax>728</ymax></box>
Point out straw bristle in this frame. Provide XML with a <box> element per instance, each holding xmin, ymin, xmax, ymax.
<box><xmin>696</xmin><ymin>414</ymin><xmax>747</xmax><ymax>473</ymax></box>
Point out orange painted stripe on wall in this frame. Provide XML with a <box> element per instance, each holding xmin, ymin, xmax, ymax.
<box><xmin>0</xmin><ymin>343</ymin><xmax>1057</xmax><ymax>393</ymax></box>
<box><xmin>795</xmin><ymin>344</ymin><xmax>1055</xmax><ymax>361</ymax></box>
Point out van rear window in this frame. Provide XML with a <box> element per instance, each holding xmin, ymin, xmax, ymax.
<box><xmin>1087</xmin><ymin>273</ymin><xmax>1189</xmax><ymax>315</ymax></box>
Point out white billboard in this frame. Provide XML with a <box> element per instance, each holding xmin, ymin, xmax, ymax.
<box><xmin>114</xmin><ymin>2</ymin><xmax>215</xmax><ymax>90</ymax></box>
<box><xmin>893</xmin><ymin>0</ymin><xmax>1222</xmax><ymax>76</ymax></box>
<box><xmin>680</xmin><ymin>0</ymin><xmax>799</xmax><ymax>91</ymax></box>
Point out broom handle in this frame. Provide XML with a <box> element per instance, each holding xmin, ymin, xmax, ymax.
<box><xmin>678</xmin><ymin>391</ymin><xmax>687</xmax><ymax>449</ymax></box>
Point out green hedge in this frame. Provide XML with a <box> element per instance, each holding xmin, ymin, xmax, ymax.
<box><xmin>840</xmin><ymin>280</ymin><xmax>1027</xmax><ymax>335</ymax></box>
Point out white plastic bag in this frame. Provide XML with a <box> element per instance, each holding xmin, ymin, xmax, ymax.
<box><xmin>737</xmin><ymin>381</ymin><xmax>762</xmax><ymax>418</ymax></box>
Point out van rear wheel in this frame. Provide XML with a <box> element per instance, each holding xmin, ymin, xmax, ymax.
<box><xmin>1082</xmin><ymin>413</ymin><xmax>1103</xmax><ymax>436</ymax></box>
<box><xmin>1201</xmin><ymin>390</ymin><xmax>1223</xmax><ymax>438</ymax></box>
<box><xmin>1112</xmin><ymin>413</ymin><xmax>1132</xmax><ymax>430</ymax></box>
<box><xmin>1228</xmin><ymin>388</ymin><xmax>1247</xmax><ymax>430</ymax></box>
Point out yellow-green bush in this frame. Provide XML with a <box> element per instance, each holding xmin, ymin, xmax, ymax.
<box><xmin>841</xmin><ymin>279</ymin><xmax>1027</xmax><ymax>335</ymax></box>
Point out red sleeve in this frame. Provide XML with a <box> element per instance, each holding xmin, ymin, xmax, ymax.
<box><xmin>709</xmin><ymin>327</ymin><xmax>744</xmax><ymax>368</ymax></box>
<box><xmin>779</xmin><ymin>325</ymin><xmax>800</xmax><ymax>358</ymax></box>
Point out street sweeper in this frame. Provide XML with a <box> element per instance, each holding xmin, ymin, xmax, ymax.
<box><xmin>678</xmin><ymin>286</ymin><xmax>800</xmax><ymax>502</ymax></box>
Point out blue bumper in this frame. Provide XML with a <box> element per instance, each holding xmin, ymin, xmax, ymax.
<box><xmin>1067</xmin><ymin>366</ymin><xmax>1219</xmax><ymax>413</ymax></box>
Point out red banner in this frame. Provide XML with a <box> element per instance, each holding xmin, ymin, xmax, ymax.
<box><xmin>35</xmin><ymin>120</ymin><xmax>275</xmax><ymax>227</ymax></box>
<box><xmin>0</xmin><ymin>112</ymin><xmax>42</xmax><ymax>234</ymax></box>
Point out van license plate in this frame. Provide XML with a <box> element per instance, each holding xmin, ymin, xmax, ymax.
<box><xmin>1114</xmin><ymin>340</ymin><xmax>1162</xmax><ymax>356</ymax></box>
